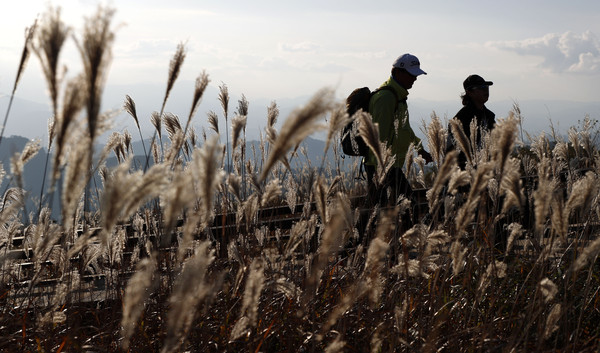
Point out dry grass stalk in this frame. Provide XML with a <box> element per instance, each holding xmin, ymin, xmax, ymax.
<box><xmin>500</xmin><ymin>158</ymin><xmax>523</xmax><ymax>214</ymax></box>
<box><xmin>100</xmin><ymin>160</ymin><xmax>168</xmax><ymax>246</ymax></box>
<box><xmin>121</xmin><ymin>254</ymin><xmax>157</xmax><ymax>350</ymax></box>
<box><xmin>61</xmin><ymin>133</ymin><xmax>91</xmax><ymax>230</ymax></box>
<box><xmin>261</xmin><ymin>178</ymin><xmax>282</xmax><ymax>207</ymax></box>
<box><xmin>450</xmin><ymin>240</ymin><xmax>468</xmax><ymax>275</ymax></box>
<box><xmin>161</xmin><ymin>241</ymin><xmax>215</xmax><ymax>353</ymax></box>
<box><xmin>240</xmin><ymin>258</ymin><xmax>265</xmax><ymax>328</ymax></box>
<box><xmin>11</xmin><ymin>139</ymin><xmax>41</xmax><ymax>191</ymax></box>
<box><xmin>424</xmin><ymin>112</ymin><xmax>446</xmax><ymax>164</ymax></box>
<box><xmin>505</xmin><ymin>222</ymin><xmax>524</xmax><ymax>255</ymax></box>
<box><xmin>455</xmin><ymin>162</ymin><xmax>494</xmax><ymax>236</ymax></box>
<box><xmin>539</xmin><ymin>278</ymin><xmax>558</xmax><ymax>303</ymax></box>
<box><xmin>478</xmin><ymin>261</ymin><xmax>507</xmax><ymax>295</ymax></box>
<box><xmin>259</xmin><ymin>88</ymin><xmax>332</xmax><ymax>182</ymax></box>
<box><xmin>0</xmin><ymin>18</ymin><xmax>37</xmax><ymax>149</ymax></box>
<box><xmin>266</xmin><ymin>101</ymin><xmax>279</xmax><ymax>145</ymax></box>
<box><xmin>325</xmin><ymin>103</ymin><xmax>349</xmax><ymax>153</ymax></box>
<box><xmin>190</xmin><ymin>135</ymin><xmax>224</xmax><ymax>229</ymax></box>
<box><xmin>533</xmin><ymin>157</ymin><xmax>555</xmax><ymax>236</ymax></box>
<box><xmin>357</xmin><ymin>110</ymin><xmax>382</xmax><ymax>166</ymax></box>
<box><xmin>569</xmin><ymin>234</ymin><xmax>600</xmax><ymax>273</ymax></box>
<box><xmin>491</xmin><ymin>113</ymin><xmax>519</xmax><ymax>176</ymax></box>
<box><xmin>303</xmin><ymin>199</ymin><xmax>347</xmax><ymax>306</ymax></box>
<box><xmin>543</xmin><ymin>303</ymin><xmax>561</xmax><ymax>340</ymax></box>
<box><xmin>449</xmin><ymin>117</ymin><xmax>472</xmax><ymax>166</ymax></box>
<box><xmin>185</xmin><ymin>71</ymin><xmax>210</xmax><ymax>133</ymax></box>
<box><xmin>33</xmin><ymin>5</ymin><xmax>69</xmax><ymax>120</ymax></box>
<box><xmin>160</xmin><ymin>168</ymin><xmax>193</xmax><ymax>244</ymax></box>
<box><xmin>231</xmin><ymin>114</ymin><xmax>247</xmax><ymax>153</ymax></box>
<box><xmin>566</xmin><ymin>171</ymin><xmax>598</xmax><ymax>219</ymax></box>
<box><xmin>162</xmin><ymin>42</ymin><xmax>186</xmax><ymax>115</ymax></box>
<box><xmin>427</xmin><ymin>150</ymin><xmax>458</xmax><ymax>210</ymax></box>
<box><xmin>75</xmin><ymin>5</ymin><xmax>116</xmax><ymax>144</ymax></box>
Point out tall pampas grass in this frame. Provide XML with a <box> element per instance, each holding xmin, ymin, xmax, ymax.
<box><xmin>100</xmin><ymin>160</ymin><xmax>168</xmax><ymax>246</ymax></box>
<box><xmin>0</xmin><ymin>19</ymin><xmax>37</xmax><ymax>148</ymax></box>
<box><xmin>259</xmin><ymin>88</ymin><xmax>333</xmax><ymax>182</ymax></box>
<box><xmin>121</xmin><ymin>254</ymin><xmax>157</xmax><ymax>350</ymax></box>
<box><xmin>161</xmin><ymin>241</ymin><xmax>216</xmax><ymax>353</ymax></box>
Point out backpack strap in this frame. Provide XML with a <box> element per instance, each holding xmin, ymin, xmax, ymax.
<box><xmin>371</xmin><ymin>86</ymin><xmax>404</xmax><ymax>112</ymax></box>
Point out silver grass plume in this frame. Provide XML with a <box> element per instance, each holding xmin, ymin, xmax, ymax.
<box><xmin>190</xmin><ymin>135</ymin><xmax>224</xmax><ymax>229</ymax></box>
<box><xmin>303</xmin><ymin>198</ymin><xmax>347</xmax><ymax>306</ymax></box>
<box><xmin>61</xmin><ymin>133</ymin><xmax>91</xmax><ymax>231</ymax></box>
<box><xmin>543</xmin><ymin>304</ymin><xmax>561</xmax><ymax>340</ymax></box>
<box><xmin>184</xmin><ymin>71</ymin><xmax>209</xmax><ymax>135</ymax></box>
<box><xmin>0</xmin><ymin>19</ymin><xmax>37</xmax><ymax>148</ymax></box>
<box><xmin>121</xmin><ymin>254</ymin><xmax>157</xmax><ymax>350</ymax></box>
<box><xmin>427</xmin><ymin>150</ymin><xmax>458</xmax><ymax>210</ymax></box>
<box><xmin>455</xmin><ymin>162</ymin><xmax>494</xmax><ymax>236</ymax></box>
<box><xmin>505</xmin><ymin>222</ymin><xmax>523</xmax><ymax>255</ymax></box>
<box><xmin>51</xmin><ymin>75</ymin><xmax>84</xmax><ymax>186</ymax></box>
<box><xmin>449</xmin><ymin>117</ymin><xmax>472</xmax><ymax>166</ymax></box>
<box><xmin>161</xmin><ymin>167</ymin><xmax>194</xmax><ymax>244</ymax></box>
<box><xmin>100</xmin><ymin>160</ymin><xmax>168</xmax><ymax>246</ymax></box>
<box><xmin>161</xmin><ymin>241</ymin><xmax>215</xmax><ymax>353</ymax></box>
<box><xmin>207</xmin><ymin>110</ymin><xmax>219</xmax><ymax>135</ymax></box>
<box><xmin>11</xmin><ymin>139</ymin><xmax>41</xmax><ymax>191</ymax></box>
<box><xmin>357</xmin><ymin>110</ymin><xmax>383</xmax><ymax>166</ymax></box>
<box><xmin>259</xmin><ymin>88</ymin><xmax>332</xmax><ymax>182</ymax></box>
<box><xmin>261</xmin><ymin>178</ymin><xmax>282</xmax><ymax>207</ymax></box>
<box><xmin>266</xmin><ymin>101</ymin><xmax>279</xmax><ymax>145</ymax></box>
<box><xmin>231</xmin><ymin>114</ymin><xmax>247</xmax><ymax>153</ymax></box>
<box><xmin>161</xmin><ymin>42</ymin><xmax>186</xmax><ymax>116</ymax></box>
<box><xmin>569</xmin><ymin>234</ymin><xmax>600</xmax><ymax>273</ymax></box>
<box><xmin>151</xmin><ymin>111</ymin><xmax>162</xmax><ymax>140</ymax></box>
<box><xmin>539</xmin><ymin>277</ymin><xmax>558</xmax><ymax>304</ymax></box>
<box><xmin>240</xmin><ymin>258</ymin><xmax>265</xmax><ymax>328</ymax></box>
<box><xmin>325</xmin><ymin>103</ymin><xmax>349</xmax><ymax>153</ymax></box>
<box><xmin>33</xmin><ymin>5</ymin><xmax>69</xmax><ymax>124</ymax></box>
<box><xmin>478</xmin><ymin>261</ymin><xmax>507</xmax><ymax>295</ymax></box>
<box><xmin>499</xmin><ymin>157</ymin><xmax>523</xmax><ymax>214</ymax></box>
<box><xmin>448</xmin><ymin>167</ymin><xmax>471</xmax><ymax>195</ymax></box>
<box><xmin>75</xmin><ymin>5</ymin><xmax>116</xmax><ymax>144</ymax></box>
<box><xmin>491</xmin><ymin>113</ymin><xmax>519</xmax><ymax>177</ymax></box>
<box><xmin>551</xmin><ymin>195</ymin><xmax>568</xmax><ymax>241</ymax></box>
<box><xmin>533</xmin><ymin>157</ymin><xmax>555</xmax><ymax>236</ymax></box>
<box><xmin>566</xmin><ymin>171</ymin><xmax>598</xmax><ymax>220</ymax></box>
<box><xmin>450</xmin><ymin>240</ymin><xmax>468</xmax><ymax>276</ymax></box>
<box><xmin>425</xmin><ymin>112</ymin><xmax>447</xmax><ymax>164</ymax></box>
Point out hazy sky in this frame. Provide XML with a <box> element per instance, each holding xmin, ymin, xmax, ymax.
<box><xmin>1</xmin><ymin>0</ymin><xmax>600</xmax><ymax>140</ymax></box>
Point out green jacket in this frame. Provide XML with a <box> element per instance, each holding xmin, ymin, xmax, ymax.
<box><xmin>365</xmin><ymin>77</ymin><xmax>422</xmax><ymax>168</ymax></box>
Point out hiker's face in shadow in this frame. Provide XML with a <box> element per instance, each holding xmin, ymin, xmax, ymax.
<box><xmin>394</xmin><ymin>69</ymin><xmax>418</xmax><ymax>90</ymax></box>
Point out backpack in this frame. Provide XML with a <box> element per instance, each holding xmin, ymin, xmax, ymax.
<box><xmin>341</xmin><ymin>86</ymin><xmax>399</xmax><ymax>156</ymax></box>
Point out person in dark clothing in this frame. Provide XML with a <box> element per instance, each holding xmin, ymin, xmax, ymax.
<box><xmin>446</xmin><ymin>74</ymin><xmax>495</xmax><ymax>169</ymax></box>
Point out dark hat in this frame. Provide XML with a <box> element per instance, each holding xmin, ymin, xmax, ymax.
<box><xmin>463</xmin><ymin>74</ymin><xmax>493</xmax><ymax>90</ymax></box>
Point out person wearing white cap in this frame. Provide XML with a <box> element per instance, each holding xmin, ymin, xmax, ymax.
<box><xmin>364</xmin><ymin>53</ymin><xmax>432</xmax><ymax>207</ymax></box>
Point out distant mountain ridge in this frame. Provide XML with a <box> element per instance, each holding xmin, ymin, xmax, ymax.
<box><xmin>0</xmin><ymin>134</ymin><xmax>343</xmax><ymax>222</ymax></box>
<box><xmin>3</xmin><ymin>84</ymin><xmax>600</xmax><ymax>147</ymax></box>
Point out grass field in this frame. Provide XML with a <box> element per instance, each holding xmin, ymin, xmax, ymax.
<box><xmin>1</xmin><ymin>5</ymin><xmax>600</xmax><ymax>353</ymax></box>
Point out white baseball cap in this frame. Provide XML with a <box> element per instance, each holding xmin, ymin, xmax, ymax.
<box><xmin>392</xmin><ymin>53</ymin><xmax>427</xmax><ymax>76</ymax></box>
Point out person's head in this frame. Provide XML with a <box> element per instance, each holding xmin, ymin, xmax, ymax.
<box><xmin>391</xmin><ymin>53</ymin><xmax>426</xmax><ymax>90</ymax></box>
<box><xmin>461</xmin><ymin>74</ymin><xmax>493</xmax><ymax>107</ymax></box>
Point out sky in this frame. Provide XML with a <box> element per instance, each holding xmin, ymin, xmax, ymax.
<box><xmin>1</xmin><ymin>0</ymin><xmax>600</xmax><ymax>142</ymax></box>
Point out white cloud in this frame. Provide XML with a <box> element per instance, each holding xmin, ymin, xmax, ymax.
<box><xmin>488</xmin><ymin>30</ymin><xmax>600</xmax><ymax>74</ymax></box>
<box><xmin>278</xmin><ymin>41</ymin><xmax>320</xmax><ymax>53</ymax></box>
